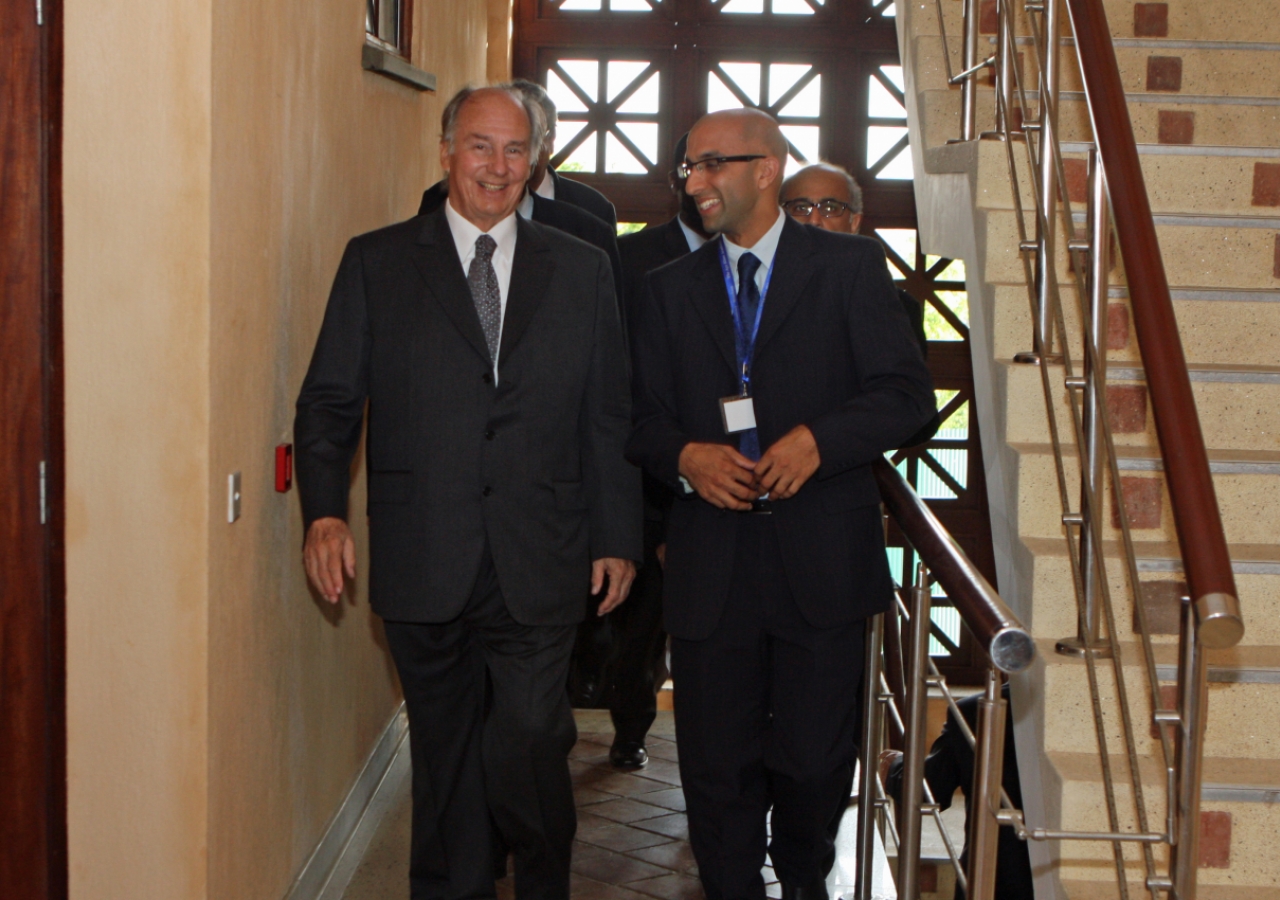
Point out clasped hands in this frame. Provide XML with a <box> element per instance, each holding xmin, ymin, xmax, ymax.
<box><xmin>678</xmin><ymin>425</ymin><xmax>821</xmax><ymax>511</ymax></box>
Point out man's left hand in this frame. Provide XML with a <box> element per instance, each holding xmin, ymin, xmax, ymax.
<box><xmin>753</xmin><ymin>425</ymin><xmax>821</xmax><ymax>499</ymax></box>
<box><xmin>592</xmin><ymin>557</ymin><xmax>637</xmax><ymax>615</ymax></box>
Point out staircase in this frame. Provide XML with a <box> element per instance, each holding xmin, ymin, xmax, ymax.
<box><xmin>896</xmin><ymin>1</ymin><xmax>1280</xmax><ymax>898</ymax></box>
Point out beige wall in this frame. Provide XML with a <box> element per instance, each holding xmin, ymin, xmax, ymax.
<box><xmin>65</xmin><ymin>0</ymin><xmax>496</xmax><ymax>897</ymax></box>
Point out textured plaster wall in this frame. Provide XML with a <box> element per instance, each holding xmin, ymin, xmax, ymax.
<box><xmin>64</xmin><ymin>0</ymin><xmax>214</xmax><ymax>896</ymax></box>
<box><xmin>64</xmin><ymin>0</ymin><xmax>493</xmax><ymax>897</ymax></box>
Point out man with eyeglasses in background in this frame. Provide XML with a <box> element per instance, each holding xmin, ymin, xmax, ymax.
<box><xmin>628</xmin><ymin>109</ymin><xmax>935</xmax><ymax>900</ymax></box>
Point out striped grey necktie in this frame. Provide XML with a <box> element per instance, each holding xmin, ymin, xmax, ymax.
<box><xmin>468</xmin><ymin>234</ymin><xmax>502</xmax><ymax>361</ymax></box>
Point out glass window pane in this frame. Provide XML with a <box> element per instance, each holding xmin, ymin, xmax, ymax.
<box><xmin>781</xmin><ymin>124</ymin><xmax>820</xmax><ymax>164</ymax></box>
<box><xmin>607</xmin><ymin>61</ymin><xmax>651</xmax><ymax>102</ymax></box>
<box><xmin>605</xmin><ymin>130</ymin><xmax>649</xmax><ymax>173</ymax></box>
<box><xmin>868</xmin><ymin>76</ymin><xmax>907</xmax><ymax>119</ymax></box>
<box><xmin>557</xmin><ymin>60</ymin><xmax>600</xmax><ymax>103</ymax></box>
<box><xmin>558</xmin><ymin>131</ymin><xmax>598</xmax><ymax>173</ymax></box>
<box><xmin>546</xmin><ymin>68</ymin><xmax>590</xmax><ymax>112</ymax></box>
<box><xmin>722</xmin><ymin>0</ymin><xmax>765</xmax><ymax>12</ymax></box>
<box><xmin>877</xmin><ymin>228</ymin><xmax>917</xmax><ymax>264</ymax></box>
<box><xmin>717</xmin><ymin>63</ymin><xmax>762</xmax><ymax>105</ymax></box>
<box><xmin>615</xmin><ymin>71</ymin><xmax>660</xmax><ymax>113</ymax></box>
<box><xmin>880</xmin><ymin>64</ymin><xmax>906</xmax><ymax>93</ymax></box>
<box><xmin>867</xmin><ymin>126</ymin><xmax>912</xmax><ymax>179</ymax></box>
<box><xmin>931</xmin><ymin>606</ymin><xmax>960</xmax><ymax>656</ymax></box>
<box><xmin>768</xmin><ymin>64</ymin><xmax>810</xmax><ymax>107</ymax></box>
<box><xmin>930</xmin><ymin>257</ymin><xmax>966</xmax><ymax>281</ymax></box>
<box><xmin>934</xmin><ymin>290</ymin><xmax>970</xmax><ymax>327</ymax></box>
<box><xmin>777</xmin><ymin>73</ymin><xmax>821</xmax><ymax>118</ymax></box>
<box><xmin>772</xmin><ymin>0</ymin><xmax>817</xmax><ymax>15</ymax></box>
<box><xmin>930</xmin><ymin>448</ymin><xmax>968</xmax><ymax>488</ymax></box>
<box><xmin>924</xmin><ymin>300</ymin><xmax>965</xmax><ymax>340</ymax></box>
<box><xmin>617</xmin><ymin>222</ymin><xmax>647</xmax><ymax>236</ymax></box>
<box><xmin>881</xmin><ymin>0</ymin><xmax>897</xmax><ymax>16</ymax></box>
<box><xmin>610</xmin><ymin>0</ymin><xmax>656</xmax><ymax>9</ymax></box>
<box><xmin>553</xmin><ymin>119</ymin><xmax>590</xmax><ymax>157</ymax></box>
<box><xmin>937</xmin><ymin>396</ymin><xmax>970</xmax><ymax>438</ymax></box>
<box><xmin>559</xmin><ymin>0</ymin><xmax>603</xmax><ymax>8</ymax></box>
<box><xmin>915</xmin><ymin>456</ymin><xmax>960</xmax><ymax>499</ymax></box>
<box><xmin>616</xmin><ymin>122</ymin><xmax>659</xmax><ymax>167</ymax></box>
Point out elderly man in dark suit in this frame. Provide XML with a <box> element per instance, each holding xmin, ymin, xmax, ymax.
<box><xmin>295</xmin><ymin>85</ymin><xmax>641</xmax><ymax>900</ymax></box>
<box><xmin>627</xmin><ymin>109</ymin><xmax>935</xmax><ymax>900</ymax></box>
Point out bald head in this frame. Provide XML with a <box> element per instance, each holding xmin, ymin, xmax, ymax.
<box><xmin>684</xmin><ymin>108</ymin><xmax>788</xmax><ymax>246</ymax></box>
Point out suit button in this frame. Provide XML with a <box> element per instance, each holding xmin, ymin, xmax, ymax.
<box><xmin>482</xmin><ymin>372</ymin><xmax>494</xmax><ymax>384</ymax></box>
<box><xmin>484</xmin><ymin>429</ymin><xmax>495</xmax><ymax>440</ymax></box>
<box><xmin>482</xmin><ymin>486</ymin><xmax>492</xmax><ymax>497</ymax></box>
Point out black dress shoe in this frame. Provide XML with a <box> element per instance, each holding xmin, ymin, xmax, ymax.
<box><xmin>609</xmin><ymin>739</ymin><xmax>649</xmax><ymax>769</ymax></box>
<box><xmin>780</xmin><ymin>881</ymin><xmax>829</xmax><ymax>900</ymax></box>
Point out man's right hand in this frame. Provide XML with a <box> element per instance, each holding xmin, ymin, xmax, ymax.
<box><xmin>304</xmin><ymin>517</ymin><xmax>357</xmax><ymax>604</ymax></box>
<box><xmin>678</xmin><ymin>442</ymin><xmax>760</xmax><ymax>511</ymax></box>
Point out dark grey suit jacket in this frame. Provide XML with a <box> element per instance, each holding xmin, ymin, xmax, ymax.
<box><xmin>627</xmin><ymin>218</ymin><xmax>936</xmax><ymax>639</ymax></box>
<box><xmin>295</xmin><ymin>208</ymin><xmax>643</xmax><ymax>625</ymax></box>
<box><xmin>549</xmin><ymin>170</ymin><xmax>618</xmax><ymax>231</ymax></box>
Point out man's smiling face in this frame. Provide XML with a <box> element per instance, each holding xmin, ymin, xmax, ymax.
<box><xmin>441</xmin><ymin>90</ymin><xmax>533</xmax><ymax>231</ymax></box>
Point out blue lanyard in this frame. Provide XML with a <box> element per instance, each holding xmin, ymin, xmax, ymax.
<box><xmin>718</xmin><ymin>238</ymin><xmax>774</xmax><ymax>397</ymax></box>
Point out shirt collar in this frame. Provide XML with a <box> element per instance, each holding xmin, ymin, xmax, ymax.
<box><xmin>678</xmin><ymin>217</ymin><xmax>708</xmax><ymax>253</ymax></box>
<box><xmin>720</xmin><ymin>207</ymin><xmax>785</xmax><ymax>276</ymax></box>
<box><xmin>517</xmin><ymin>190</ymin><xmax>535</xmax><ymax>220</ymax></box>
<box><xmin>534</xmin><ymin>170</ymin><xmax>555</xmax><ymax>200</ymax></box>
<box><xmin>445</xmin><ymin>198</ymin><xmax>518</xmax><ymax>265</ymax></box>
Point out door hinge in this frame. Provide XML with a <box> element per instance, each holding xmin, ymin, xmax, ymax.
<box><xmin>39</xmin><ymin>461</ymin><xmax>47</xmax><ymax>525</ymax></box>
<box><xmin>36</xmin><ymin>0</ymin><xmax>43</xmax><ymax>26</ymax></box>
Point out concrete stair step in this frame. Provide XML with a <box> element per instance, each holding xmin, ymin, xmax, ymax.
<box><xmin>1000</xmin><ymin>360</ymin><xmax>1280</xmax><ymax>452</ymax></box>
<box><xmin>989</xmin><ymin>283</ymin><xmax>1280</xmax><ymax>368</ymax></box>
<box><xmin>1019</xmin><ymin>536</ymin><xmax>1280</xmax><ymax>647</ymax></box>
<box><xmin>979</xmin><ymin>208</ymin><xmax>1280</xmax><ymax>292</ymax></box>
<box><xmin>972</xmin><ymin>138</ymin><xmax>1280</xmax><ymax>219</ymax></box>
<box><xmin>1046</xmin><ymin>752</ymin><xmax>1280</xmax><ymax>891</ymax></box>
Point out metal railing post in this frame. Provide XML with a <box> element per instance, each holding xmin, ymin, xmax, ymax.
<box><xmin>855</xmin><ymin>613</ymin><xmax>885</xmax><ymax>900</ymax></box>
<box><xmin>960</xmin><ymin>0</ymin><xmax>981</xmax><ymax>140</ymax></box>
<box><xmin>967</xmin><ymin>670</ymin><xmax>1008</xmax><ymax>900</ymax></box>
<box><xmin>1057</xmin><ymin>147</ymin><xmax>1114</xmax><ymax>660</ymax></box>
<box><xmin>1171</xmin><ymin>599</ymin><xmax>1210</xmax><ymax>899</ymax></box>
<box><xmin>993</xmin><ymin>0</ymin><xmax>1014</xmax><ymax>135</ymax></box>
<box><xmin>896</xmin><ymin>563</ymin><xmax>932</xmax><ymax>899</ymax></box>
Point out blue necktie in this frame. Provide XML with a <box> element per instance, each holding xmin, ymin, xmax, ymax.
<box><xmin>736</xmin><ymin>252</ymin><xmax>762</xmax><ymax>461</ymax></box>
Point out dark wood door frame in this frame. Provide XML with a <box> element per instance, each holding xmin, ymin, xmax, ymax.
<box><xmin>1</xmin><ymin>0</ymin><xmax>67</xmax><ymax>897</ymax></box>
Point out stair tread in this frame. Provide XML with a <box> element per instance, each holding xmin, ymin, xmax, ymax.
<box><xmin>1020</xmin><ymin>536</ymin><xmax>1280</xmax><ymax>565</ymax></box>
<box><xmin>1009</xmin><ymin>442</ymin><xmax>1280</xmax><ymax>466</ymax></box>
<box><xmin>1047</xmin><ymin>751</ymin><xmax>1280</xmax><ymax>790</ymax></box>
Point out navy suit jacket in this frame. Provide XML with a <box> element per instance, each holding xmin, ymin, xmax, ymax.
<box><xmin>626</xmin><ymin>217</ymin><xmax>936</xmax><ymax>639</ymax></box>
<box><xmin>549</xmin><ymin>170</ymin><xmax>618</xmax><ymax>231</ymax></box>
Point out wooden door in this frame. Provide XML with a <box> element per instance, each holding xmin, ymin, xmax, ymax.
<box><xmin>1</xmin><ymin>0</ymin><xmax>67</xmax><ymax>896</ymax></box>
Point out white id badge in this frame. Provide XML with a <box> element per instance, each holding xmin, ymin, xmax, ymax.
<box><xmin>720</xmin><ymin>395</ymin><xmax>757</xmax><ymax>434</ymax></box>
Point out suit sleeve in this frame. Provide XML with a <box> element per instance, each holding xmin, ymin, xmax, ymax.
<box><xmin>807</xmin><ymin>240</ymin><xmax>937</xmax><ymax>477</ymax></box>
<box><xmin>293</xmin><ymin>239</ymin><xmax>371</xmax><ymax>530</ymax></box>
<box><xmin>581</xmin><ymin>254</ymin><xmax>644</xmax><ymax>562</ymax></box>
<box><xmin>626</xmin><ymin>272</ymin><xmax>693</xmax><ymax>495</ymax></box>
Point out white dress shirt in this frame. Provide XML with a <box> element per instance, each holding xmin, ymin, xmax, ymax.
<box><xmin>679</xmin><ymin>217</ymin><xmax>708</xmax><ymax>253</ymax></box>
<box><xmin>720</xmin><ymin>207</ymin><xmax>785</xmax><ymax>295</ymax></box>
<box><xmin>445</xmin><ymin>199</ymin><xmax>518</xmax><ymax>380</ymax></box>
<box><xmin>534</xmin><ymin>170</ymin><xmax>555</xmax><ymax>200</ymax></box>
<box><xmin>517</xmin><ymin>189</ymin><xmax>535</xmax><ymax>220</ymax></box>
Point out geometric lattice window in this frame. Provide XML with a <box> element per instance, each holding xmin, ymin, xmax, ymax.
<box><xmin>545</xmin><ymin>58</ymin><xmax>662</xmax><ymax>174</ymax></box>
<box><xmin>556</xmin><ymin>0</ymin><xmax>660</xmax><ymax>10</ymax></box>
<box><xmin>876</xmin><ymin>227</ymin><xmax>968</xmax><ymax>342</ymax></box>
<box><xmin>867</xmin><ymin>64</ymin><xmax>912</xmax><ymax>179</ymax></box>
<box><xmin>717</xmin><ymin>0</ymin><xmax>826</xmax><ymax>14</ymax></box>
<box><xmin>872</xmin><ymin>0</ymin><xmax>897</xmax><ymax>16</ymax></box>
<box><xmin>705</xmin><ymin>61</ymin><xmax>822</xmax><ymax>170</ymax></box>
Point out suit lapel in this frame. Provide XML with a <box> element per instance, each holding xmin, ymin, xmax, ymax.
<box><xmin>754</xmin><ymin>217</ymin><xmax>816</xmax><ymax>358</ymax></box>
<box><xmin>411</xmin><ymin>210</ymin><xmax>492</xmax><ymax>364</ymax></box>
<box><xmin>499</xmin><ymin>217</ymin><xmax>555</xmax><ymax>364</ymax></box>
<box><xmin>688</xmin><ymin>241</ymin><xmax>738</xmax><ymax>376</ymax></box>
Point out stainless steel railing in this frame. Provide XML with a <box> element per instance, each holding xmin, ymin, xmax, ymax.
<box><xmin>922</xmin><ymin>0</ymin><xmax>1246</xmax><ymax>897</ymax></box>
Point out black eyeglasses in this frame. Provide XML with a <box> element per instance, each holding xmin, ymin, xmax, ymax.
<box><xmin>782</xmin><ymin>198</ymin><xmax>855</xmax><ymax>218</ymax></box>
<box><xmin>677</xmin><ymin>155</ymin><xmax>766</xmax><ymax>179</ymax></box>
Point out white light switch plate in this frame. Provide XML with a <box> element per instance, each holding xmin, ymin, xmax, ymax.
<box><xmin>228</xmin><ymin>472</ymin><xmax>241</xmax><ymax>523</ymax></box>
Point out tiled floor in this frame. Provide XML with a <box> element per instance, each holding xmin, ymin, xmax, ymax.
<box><xmin>341</xmin><ymin>710</ymin><xmax>730</xmax><ymax>900</ymax></box>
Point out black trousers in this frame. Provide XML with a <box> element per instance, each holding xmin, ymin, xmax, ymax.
<box><xmin>384</xmin><ymin>553</ymin><xmax>579</xmax><ymax>900</ymax></box>
<box><xmin>672</xmin><ymin>515</ymin><xmax>866</xmax><ymax>900</ymax></box>
<box><xmin>607</xmin><ymin>538</ymin><xmax>667</xmax><ymax>743</ymax></box>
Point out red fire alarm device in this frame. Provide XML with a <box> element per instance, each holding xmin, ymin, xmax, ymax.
<box><xmin>275</xmin><ymin>443</ymin><xmax>293</xmax><ymax>492</ymax></box>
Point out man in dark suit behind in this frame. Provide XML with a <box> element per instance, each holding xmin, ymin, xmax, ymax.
<box><xmin>511</xmin><ymin>78</ymin><xmax>618</xmax><ymax>231</ymax></box>
<box><xmin>627</xmin><ymin>109</ymin><xmax>935</xmax><ymax>900</ymax></box>
<box><xmin>295</xmin><ymin>86</ymin><xmax>641</xmax><ymax>900</ymax></box>
<box><xmin>600</xmin><ymin>133</ymin><xmax>712</xmax><ymax>770</ymax></box>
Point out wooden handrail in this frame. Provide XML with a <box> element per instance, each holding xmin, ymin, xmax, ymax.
<box><xmin>1063</xmin><ymin>0</ymin><xmax>1243</xmax><ymax>648</ymax></box>
<box><xmin>873</xmin><ymin>458</ymin><xmax>1035</xmax><ymax>673</ymax></box>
